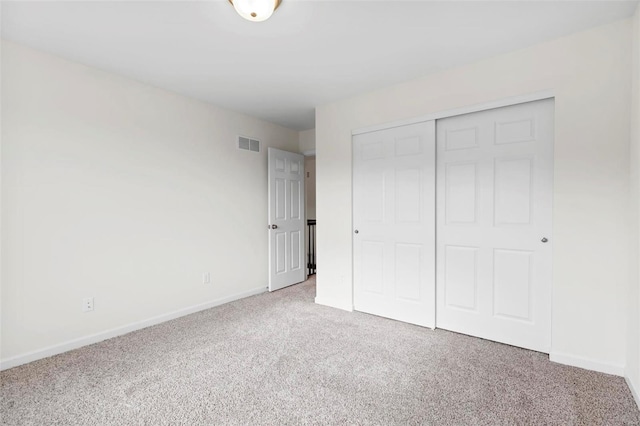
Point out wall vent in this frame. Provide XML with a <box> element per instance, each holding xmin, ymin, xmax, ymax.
<box><xmin>238</xmin><ymin>136</ymin><xmax>260</xmax><ymax>153</ymax></box>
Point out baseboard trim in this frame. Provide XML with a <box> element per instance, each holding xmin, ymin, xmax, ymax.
<box><xmin>0</xmin><ymin>286</ymin><xmax>268</xmax><ymax>371</ymax></box>
<box><xmin>626</xmin><ymin>373</ymin><xmax>640</xmax><ymax>410</ymax></box>
<box><xmin>549</xmin><ymin>351</ymin><xmax>625</xmax><ymax>376</ymax></box>
<box><xmin>314</xmin><ymin>296</ymin><xmax>353</xmax><ymax>312</ymax></box>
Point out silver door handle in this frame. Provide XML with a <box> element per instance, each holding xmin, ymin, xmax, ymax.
<box><xmin>541</xmin><ymin>237</ymin><xmax>548</xmax><ymax>243</ymax></box>
<box><xmin>354</xmin><ymin>230</ymin><xmax>359</xmax><ymax>234</ymax></box>
<box><xmin>270</xmin><ymin>224</ymin><xmax>278</xmax><ymax>229</ymax></box>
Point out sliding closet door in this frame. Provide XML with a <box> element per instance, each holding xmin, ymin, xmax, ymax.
<box><xmin>436</xmin><ymin>99</ymin><xmax>554</xmax><ymax>353</ymax></box>
<box><xmin>353</xmin><ymin>121</ymin><xmax>436</xmax><ymax>328</ymax></box>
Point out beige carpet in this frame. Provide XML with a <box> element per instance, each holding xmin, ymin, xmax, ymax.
<box><xmin>1</xmin><ymin>276</ymin><xmax>639</xmax><ymax>425</ymax></box>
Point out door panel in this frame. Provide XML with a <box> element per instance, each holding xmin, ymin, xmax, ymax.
<box><xmin>395</xmin><ymin>243</ymin><xmax>422</xmax><ymax>301</ymax></box>
<box><xmin>353</xmin><ymin>121</ymin><xmax>436</xmax><ymax>328</ymax></box>
<box><xmin>436</xmin><ymin>99</ymin><xmax>554</xmax><ymax>353</ymax></box>
<box><xmin>493</xmin><ymin>249</ymin><xmax>532</xmax><ymax>321</ymax></box>
<box><xmin>268</xmin><ymin>148</ymin><xmax>305</xmax><ymax>291</ymax></box>
<box><xmin>445</xmin><ymin>245</ymin><xmax>478</xmax><ymax>311</ymax></box>
<box><xmin>493</xmin><ymin>157</ymin><xmax>533</xmax><ymax>225</ymax></box>
<box><xmin>445</xmin><ymin>162</ymin><xmax>478</xmax><ymax>224</ymax></box>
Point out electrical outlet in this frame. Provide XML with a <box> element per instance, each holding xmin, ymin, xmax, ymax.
<box><xmin>202</xmin><ymin>272</ymin><xmax>211</xmax><ymax>284</ymax></box>
<box><xmin>82</xmin><ymin>297</ymin><xmax>94</xmax><ymax>312</ymax></box>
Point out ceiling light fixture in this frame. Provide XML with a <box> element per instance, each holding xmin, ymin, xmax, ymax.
<box><xmin>229</xmin><ymin>0</ymin><xmax>282</xmax><ymax>22</ymax></box>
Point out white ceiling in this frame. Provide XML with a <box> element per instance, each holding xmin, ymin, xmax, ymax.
<box><xmin>2</xmin><ymin>1</ymin><xmax>638</xmax><ymax>130</ymax></box>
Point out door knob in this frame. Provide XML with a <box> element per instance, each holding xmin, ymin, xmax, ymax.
<box><xmin>354</xmin><ymin>230</ymin><xmax>359</xmax><ymax>234</ymax></box>
<box><xmin>541</xmin><ymin>237</ymin><xmax>548</xmax><ymax>243</ymax></box>
<box><xmin>270</xmin><ymin>224</ymin><xmax>278</xmax><ymax>229</ymax></box>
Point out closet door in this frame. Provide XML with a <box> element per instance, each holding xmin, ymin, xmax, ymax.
<box><xmin>353</xmin><ymin>121</ymin><xmax>436</xmax><ymax>328</ymax></box>
<box><xmin>436</xmin><ymin>99</ymin><xmax>554</xmax><ymax>352</ymax></box>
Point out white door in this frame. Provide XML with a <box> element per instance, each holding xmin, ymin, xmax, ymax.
<box><xmin>268</xmin><ymin>148</ymin><xmax>305</xmax><ymax>291</ymax></box>
<box><xmin>353</xmin><ymin>121</ymin><xmax>436</xmax><ymax>328</ymax></box>
<box><xmin>436</xmin><ymin>99</ymin><xmax>554</xmax><ymax>352</ymax></box>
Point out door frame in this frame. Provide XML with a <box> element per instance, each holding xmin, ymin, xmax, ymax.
<box><xmin>350</xmin><ymin>90</ymin><xmax>556</xmax><ymax>340</ymax></box>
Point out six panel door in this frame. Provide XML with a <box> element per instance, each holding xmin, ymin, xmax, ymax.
<box><xmin>435</xmin><ymin>99</ymin><xmax>554</xmax><ymax>352</ymax></box>
<box><xmin>268</xmin><ymin>148</ymin><xmax>306</xmax><ymax>292</ymax></box>
<box><xmin>353</xmin><ymin>121</ymin><xmax>436</xmax><ymax>328</ymax></box>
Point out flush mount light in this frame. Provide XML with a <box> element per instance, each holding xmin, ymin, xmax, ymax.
<box><xmin>229</xmin><ymin>0</ymin><xmax>282</xmax><ymax>22</ymax></box>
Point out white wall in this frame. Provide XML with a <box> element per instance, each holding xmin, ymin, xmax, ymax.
<box><xmin>627</xmin><ymin>3</ymin><xmax>640</xmax><ymax>406</ymax></box>
<box><xmin>300</xmin><ymin>128</ymin><xmax>317</xmax><ymax>220</ymax></box>
<box><xmin>305</xmin><ymin>157</ymin><xmax>316</xmax><ymax>220</ymax></box>
<box><xmin>299</xmin><ymin>128</ymin><xmax>316</xmax><ymax>154</ymax></box>
<box><xmin>316</xmin><ymin>18</ymin><xmax>633</xmax><ymax>373</ymax></box>
<box><xmin>0</xmin><ymin>41</ymin><xmax>299</xmax><ymax>364</ymax></box>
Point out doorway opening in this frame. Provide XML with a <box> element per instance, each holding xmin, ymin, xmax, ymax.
<box><xmin>305</xmin><ymin>155</ymin><xmax>317</xmax><ymax>277</ymax></box>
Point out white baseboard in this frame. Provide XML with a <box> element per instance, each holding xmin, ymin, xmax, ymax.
<box><xmin>626</xmin><ymin>373</ymin><xmax>640</xmax><ymax>410</ymax></box>
<box><xmin>314</xmin><ymin>296</ymin><xmax>353</xmax><ymax>312</ymax></box>
<box><xmin>0</xmin><ymin>286</ymin><xmax>267</xmax><ymax>371</ymax></box>
<box><xmin>549</xmin><ymin>351</ymin><xmax>625</xmax><ymax>376</ymax></box>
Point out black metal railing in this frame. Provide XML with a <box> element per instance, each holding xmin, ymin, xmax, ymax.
<box><xmin>307</xmin><ymin>219</ymin><xmax>316</xmax><ymax>276</ymax></box>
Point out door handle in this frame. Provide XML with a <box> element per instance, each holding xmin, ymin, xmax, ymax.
<box><xmin>541</xmin><ymin>237</ymin><xmax>548</xmax><ymax>243</ymax></box>
<box><xmin>270</xmin><ymin>224</ymin><xmax>278</xmax><ymax>229</ymax></box>
<box><xmin>354</xmin><ymin>230</ymin><xmax>359</xmax><ymax>234</ymax></box>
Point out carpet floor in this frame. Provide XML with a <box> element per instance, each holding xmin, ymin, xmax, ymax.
<box><xmin>1</xmin><ymin>277</ymin><xmax>639</xmax><ymax>425</ymax></box>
